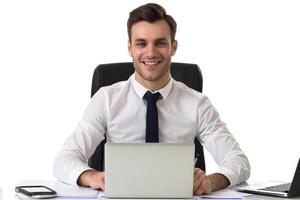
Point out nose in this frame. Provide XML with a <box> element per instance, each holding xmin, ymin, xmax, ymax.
<box><xmin>145</xmin><ymin>43</ymin><xmax>157</xmax><ymax>58</ymax></box>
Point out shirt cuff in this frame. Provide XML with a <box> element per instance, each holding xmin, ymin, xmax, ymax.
<box><xmin>70</xmin><ymin>165</ymin><xmax>94</xmax><ymax>186</ymax></box>
<box><xmin>216</xmin><ymin>168</ymin><xmax>238</xmax><ymax>187</ymax></box>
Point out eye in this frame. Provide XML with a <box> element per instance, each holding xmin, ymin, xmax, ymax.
<box><xmin>135</xmin><ymin>42</ymin><xmax>146</xmax><ymax>48</ymax></box>
<box><xmin>156</xmin><ymin>40</ymin><xmax>167</xmax><ymax>47</ymax></box>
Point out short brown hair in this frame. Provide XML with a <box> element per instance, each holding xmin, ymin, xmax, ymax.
<box><xmin>127</xmin><ymin>3</ymin><xmax>177</xmax><ymax>42</ymax></box>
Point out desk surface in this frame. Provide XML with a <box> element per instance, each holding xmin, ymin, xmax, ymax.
<box><xmin>245</xmin><ymin>196</ymin><xmax>300</xmax><ymax>200</ymax></box>
<box><xmin>0</xmin><ymin>186</ymin><xmax>3</xmax><ymax>200</ymax></box>
<box><xmin>2</xmin><ymin>180</ymin><xmax>300</xmax><ymax>200</ymax></box>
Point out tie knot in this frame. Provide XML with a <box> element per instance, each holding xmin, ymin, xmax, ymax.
<box><xmin>143</xmin><ymin>91</ymin><xmax>161</xmax><ymax>104</ymax></box>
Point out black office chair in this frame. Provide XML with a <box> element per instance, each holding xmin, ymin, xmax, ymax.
<box><xmin>88</xmin><ymin>62</ymin><xmax>206</xmax><ymax>172</ymax></box>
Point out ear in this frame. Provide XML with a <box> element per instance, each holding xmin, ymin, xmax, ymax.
<box><xmin>171</xmin><ymin>40</ymin><xmax>178</xmax><ymax>56</ymax></box>
<box><xmin>128</xmin><ymin>40</ymin><xmax>133</xmax><ymax>57</ymax></box>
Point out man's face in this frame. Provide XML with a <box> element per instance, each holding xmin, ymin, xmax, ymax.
<box><xmin>128</xmin><ymin>20</ymin><xmax>177</xmax><ymax>89</ymax></box>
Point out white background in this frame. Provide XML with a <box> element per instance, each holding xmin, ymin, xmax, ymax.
<box><xmin>1</xmin><ymin>0</ymin><xmax>300</xmax><ymax>199</ymax></box>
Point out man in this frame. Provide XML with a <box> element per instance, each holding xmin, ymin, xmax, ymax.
<box><xmin>53</xmin><ymin>3</ymin><xmax>250</xmax><ymax>195</ymax></box>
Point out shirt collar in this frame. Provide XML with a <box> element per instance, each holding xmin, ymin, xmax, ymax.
<box><xmin>131</xmin><ymin>73</ymin><xmax>173</xmax><ymax>100</ymax></box>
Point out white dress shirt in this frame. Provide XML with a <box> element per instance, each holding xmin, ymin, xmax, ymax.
<box><xmin>53</xmin><ymin>74</ymin><xmax>250</xmax><ymax>187</ymax></box>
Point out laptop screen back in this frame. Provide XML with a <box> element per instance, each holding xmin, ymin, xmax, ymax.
<box><xmin>104</xmin><ymin>143</ymin><xmax>195</xmax><ymax>199</ymax></box>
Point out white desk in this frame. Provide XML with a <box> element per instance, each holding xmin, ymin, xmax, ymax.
<box><xmin>4</xmin><ymin>180</ymin><xmax>300</xmax><ymax>200</ymax></box>
<box><xmin>245</xmin><ymin>196</ymin><xmax>300</xmax><ymax>200</ymax></box>
<box><xmin>0</xmin><ymin>186</ymin><xmax>3</xmax><ymax>200</ymax></box>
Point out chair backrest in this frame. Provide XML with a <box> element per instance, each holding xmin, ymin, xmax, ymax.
<box><xmin>88</xmin><ymin>62</ymin><xmax>206</xmax><ymax>171</ymax></box>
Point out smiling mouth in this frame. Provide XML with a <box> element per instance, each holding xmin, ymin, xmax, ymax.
<box><xmin>142</xmin><ymin>61</ymin><xmax>161</xmax><ymax>65</ymax></box>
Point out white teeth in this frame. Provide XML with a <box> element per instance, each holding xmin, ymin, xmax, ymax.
<box><xmin>144</xmin><ymin>61</ymin><xmax>159</xmax><ymax>65</ymax></box>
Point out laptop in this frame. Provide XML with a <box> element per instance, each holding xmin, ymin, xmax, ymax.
<box><xmin>236</xmin><ymin>158</ymin><xmax>300</xmax><ymax>198</ymax></box>
<box><xmin>104</xmin><ymin>143</ymin><xmax>195</xmax><ymax>199</ymax></box>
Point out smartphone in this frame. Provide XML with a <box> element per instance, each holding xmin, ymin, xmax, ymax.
<box><xmin>15</xmin><ymin>185</ymin><xmax>57</xmax><ymax>199</ymax></box>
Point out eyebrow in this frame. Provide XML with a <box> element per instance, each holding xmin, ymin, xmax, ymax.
<box><xmin>155</xmin><ymin>38</ymin><xmax>168</xmax><ymax>41</ymax></box>
<box><xmin>134</xmin><ymin>39</ymin><xmax>146</xmax><ymax>43</ymax></box>
<box><xmin>133</xmin><ymin>38</ymin><xmax>168</xmax><ymax>43</ymax></box>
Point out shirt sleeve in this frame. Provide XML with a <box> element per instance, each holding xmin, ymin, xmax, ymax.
<box><xmin>197</xmin><ymin>95</ymin><xmax>251</xmax><ymax>187</ymax></box>
<box><xmin>52</xmin><ymin>89</ymin><xmax>107</xmax><ymax>186</ymax></box>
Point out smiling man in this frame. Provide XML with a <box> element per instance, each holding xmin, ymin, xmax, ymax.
<box><xmin>129</xmin><ymin>20</ymin><xmax>177</xmax><ymax>92</ymax></box>
<box><xmin>53</xmin><ymin>3</ymin><xmax>250</xmax><ymax>195</ymax></box>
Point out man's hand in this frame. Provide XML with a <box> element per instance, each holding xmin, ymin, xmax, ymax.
<box><xmin>77</xmin><ymin>170</ymin><xmax>105</xmax><ymax>190</ymax></box>
<box><xmin>193</xmin><ymin>168</ymin><xmax>230</xmax><ymax>195</ymax></box>
<box><xmin>193</xmin><ymin>168</ymin><xmax>213</xmax><ymax>195</ymax></box>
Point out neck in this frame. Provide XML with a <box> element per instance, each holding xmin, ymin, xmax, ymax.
<box><xmin>135</xmin><ymin>73</ymin><xmax>171</xmax><ymax>92</ymax></box>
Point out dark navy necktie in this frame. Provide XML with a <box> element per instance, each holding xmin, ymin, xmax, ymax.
<box><xmin>143</xmin><ymin>91</ymin><xmax>161</xmax><ymax>143</ymax></box>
